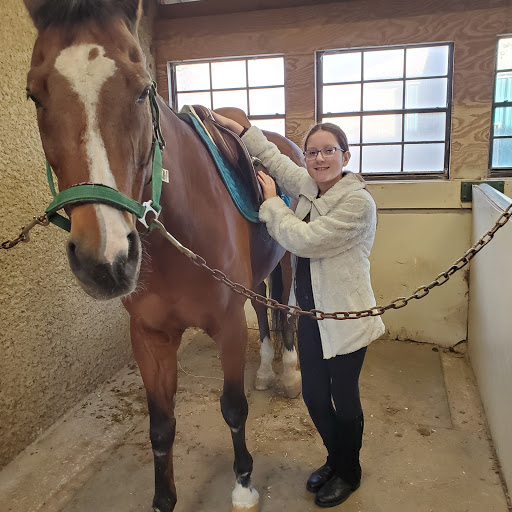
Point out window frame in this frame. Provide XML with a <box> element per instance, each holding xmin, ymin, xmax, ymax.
<box><xmin>167</xmin><ymin>54</ymin><xmax>286</xmax><ymax>130</ymax></box>
<box><xmin>316</xmin><ymin>42</ymin><xmax>454</xmax><ymax>180</ymax></box>
<box><xmin>489</xmin><ymin>35</ymin><xmax>512</xmax><ymax>177</ymax></box>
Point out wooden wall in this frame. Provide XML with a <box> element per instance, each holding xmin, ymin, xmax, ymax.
<box><xmin>153</xmin><ymin>0</ymin><xmax>512</xmax><ymax>347</ymax></box>
<box><xmin>154</xmin><ymin>0</ymin><xmax>512</xmax><ymax>181</ymax></box>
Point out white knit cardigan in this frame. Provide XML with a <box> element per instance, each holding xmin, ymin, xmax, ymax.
<box><xmin>243</xmin><ymin>127</ymin><xmax>385</xmax><ymax>358</ymax></box>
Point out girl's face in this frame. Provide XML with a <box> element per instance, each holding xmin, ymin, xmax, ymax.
<box><xmin>305</xmin><ymin>130</ymin><xmax>351</xmax><ymax>193</ymax></box>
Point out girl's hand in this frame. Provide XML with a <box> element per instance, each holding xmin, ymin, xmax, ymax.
<box><xmin>257</xmin><ymin>170</ymin><xmax>277</xmax><ymax>200</ymax></box>
<box><xmin>211</xmin><ymin>111</ymin><xmax>245</xmax><ymax>136</ymax></box>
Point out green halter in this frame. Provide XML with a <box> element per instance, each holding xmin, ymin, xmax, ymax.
<box><xmin>44</xmin><ymin>83</ymin><xmax>165</xmax><ymax>232</ymax></box>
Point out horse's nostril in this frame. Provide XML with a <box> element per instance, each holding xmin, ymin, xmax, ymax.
<box><xmin>68</xmin><ymin>241</ymin><xmax>77</xmax><ymax>256</ymax></box>
<box><xmin>127</xmin><ymin>230</ymin><xmax>137</xmax><ymax>248</ymax></box>
<box><xmin>126</xmin><ymin>230</ymin><xmax>139</xmax><ymax>259</ymax></box>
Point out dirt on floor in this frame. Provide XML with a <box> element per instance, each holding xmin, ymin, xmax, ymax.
<box><xmin>0</xmin><ymin>327</ymin><xmax>509</xmax><ymax>512</ymax></box>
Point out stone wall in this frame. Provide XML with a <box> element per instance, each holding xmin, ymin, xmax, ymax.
<box><xmin>0</xmin><ymin>1</ymin><xmax>156</xmax><ymax>469</ymax></box>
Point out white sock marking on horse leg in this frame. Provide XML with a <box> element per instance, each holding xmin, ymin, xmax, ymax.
<box><xmin>282</xmin><ymin>348</ymin><xmax>302</xmax><ymax>398</ymax></box>
<box><xmin>232</xmin><ymin>482</ymin><xmax>259</xmax><ymax>510</ymax></box>
<box><xmin>55</xmin><ymin>44</ymin><xmax>131</xmax><ymax>263</ymax></box>
<box><xmin>255</xmin><ymin>336</ymin><xmax>275</xmax><ymax>390</ymax></box>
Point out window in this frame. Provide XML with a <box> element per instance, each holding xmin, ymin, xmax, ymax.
<box><xmin>168</xmin><ymin>56</ymin><xmax>285</xmax><ymax>135</ymax></box>
<box><xmin>317</xmin><ymin>43</ymin><xmax>453</xmax><ymax>178</ymax></box>
<box><xmin>490</xmin><ymin>36</ymin><xmax>512</xmax><ymax>175</ymax></box>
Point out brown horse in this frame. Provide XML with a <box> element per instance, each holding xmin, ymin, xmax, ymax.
<box><xmin>22</xmin><ymin>1</ymin><xmax>302</xmax><ymax>510</ymax></box>
<box><xmin>216</xmin><ymin>108</ymin><xmax>302</xmax><ymax>400</ymax></box>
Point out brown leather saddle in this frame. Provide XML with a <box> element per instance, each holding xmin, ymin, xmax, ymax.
<box><xmin>191</xmin><ymin>105</ymin><xmax>263</xmax><ymax>207</ymax></box>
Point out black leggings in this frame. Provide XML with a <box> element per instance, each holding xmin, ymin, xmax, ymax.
<box><xmin>296</xmin><ymin>257</ymin><xmax>366</xmax><ymax>461</ymax></box>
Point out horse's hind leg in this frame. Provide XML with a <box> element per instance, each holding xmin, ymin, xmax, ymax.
<box><xmin>212</xmin><ymin>307</ymin><xmax>259</xmax><ymax>512</ymax></box>
<box><xmin>130</xmin><ymin>318</ymin><xmax>181</xmax><ymax>512</ymax></box>
<box><xmin>279</xmin><ymin>252</ymin><xmax>302</xmax><ymax>399</ymax></box>
<box><xmin>251</xmin><ymin>282</ymin><xmax>276</xmax><ymax>391</ymax></box>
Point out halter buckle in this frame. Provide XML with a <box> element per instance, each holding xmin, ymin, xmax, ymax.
<box><xmin>139</xmin><ymin>200</ymin><xmax>160</xmax><ymax>229</ymax></box>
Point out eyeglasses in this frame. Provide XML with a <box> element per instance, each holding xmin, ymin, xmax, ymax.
<box><xmin>304</xmin><ymin>147</ymin><xmax>344</xmax><ymax>160</ymax></box>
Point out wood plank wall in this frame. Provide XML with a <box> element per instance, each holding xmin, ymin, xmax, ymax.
<box><xmin>154</xmin><ymin>0</ymin><xmax>512</xmax><ymax>180</ymax></box>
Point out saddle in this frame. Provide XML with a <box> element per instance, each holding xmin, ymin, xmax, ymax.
<box><xmin>189</xmin><ymin>105</ymin><xmax>264</xmax><ymax>208</ymax></box>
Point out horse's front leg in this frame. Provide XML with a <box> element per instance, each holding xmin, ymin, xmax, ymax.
<box><xmin>130</xmin><ymin>317</ymin><xmax>181</xmax><ymax>512</ymax></box>
<box><xmin>251</xmin><ymin>282</ymin><xmax>276</xmax><ymax>391</ymax></box>
<box><xmin>212</xmin><ymin>307</ymin><xmax>259</xmax><ymax>512</ymax></box>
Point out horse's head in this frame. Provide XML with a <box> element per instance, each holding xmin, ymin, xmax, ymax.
<box><xmin>23</xmin><ymin>0</ymin><xmax>154</xmax><ymax>299</ymax></box>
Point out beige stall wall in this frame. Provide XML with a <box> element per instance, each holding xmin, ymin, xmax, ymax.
<box><xmin>467</xmin><ymin>185</ymin><xmax>512</xmax><ymax>493</ymax></box>
<box><xmin>154</xmin><ymin>0</ymin><xmax>512</xmax><ymax>345</ymax></box>
<box><xmin>0</xmin><ymin>2</ymin><xmax>155</xmax><ymax>469</ymax></box>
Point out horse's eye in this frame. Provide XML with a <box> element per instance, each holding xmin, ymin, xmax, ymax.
<box><xmin>26</xmin><ymin>90</ymin><xmax>42</xmax><ymax>109</ymax></box>
<box><xmin>137</xmin><ymin>86</ymin><xmax>151</xmax><ymax>104</ymax></box>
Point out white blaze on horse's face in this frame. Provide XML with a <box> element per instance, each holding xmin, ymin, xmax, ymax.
<box><xmin>54</xmin><ymin>43</ymin><xmax>132</xmax><ymax>264</ymax></box>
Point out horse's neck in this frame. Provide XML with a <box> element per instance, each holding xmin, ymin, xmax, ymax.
<box><xmin>157</xmin><ymin>104</ymin><xmax>226</xmax><ymax>234</ymax></box>
<box><xmin>161</xmin><ymin>107</ymin><xmax>212</xmax><ymax>187</ymax></box>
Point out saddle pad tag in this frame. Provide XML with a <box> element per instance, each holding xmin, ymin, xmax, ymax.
<box><xmin>162</xmin><ymin>168</ymin><xmax>170</xmax><ymax>183</ymax></box>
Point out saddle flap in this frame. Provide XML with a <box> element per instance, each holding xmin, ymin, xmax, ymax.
<box><xmin>191</xmin><ymin>105</ymin><xmax>263</xmax><ymax>207</ymax></box>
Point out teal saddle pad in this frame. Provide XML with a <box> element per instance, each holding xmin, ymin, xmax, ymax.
<box><xmin>177</xmin><ymin>112</ymin><xmax>289</xmax><ymax>223</ymax></box>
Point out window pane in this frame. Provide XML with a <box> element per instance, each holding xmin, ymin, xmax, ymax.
<box><xmin>405</xmin><ymin>78</ymin><xmax>447</xmax><ymax>108</ymax></box>
<box><xmin>323</xmin><ymin>84</ymin><xmax>361</xmax><ymax>113</ymax></box>
<box><xmin>364</xmin><ymin>49</ymin><xmax>404</xmax><ymax>80</ymax></box>
<box><xmin>177</xmin><ymin>91</ymin><xmax>211</xmax><ymax>111</ymax></box>
<box><xmin>175</xmin><ymin>62</ymin><xmax>210</xmax><ymax>92</ymax></box>
<box><xmin>346</xmin><ymin>146</ymin><xmax>360</xmax><ymax>173</ymax></box>
<box><xmin>252</xmin><ymin>118</ymin><xmax>285</xmax><ymax>136</ymax></box>
<box><xmin>405</xmin><ymin>112</ymin><xmax>446</xmax><ymax>141</ymax></box>
<box><xmin>211</xmin><ymin>60</ymin><xmax>246</xmax><ymax>89</ymax></box>
<box><xmin>403</xmin><ymin>143</ymin><xmax>445</xmax><ymax>172</ymax></box>
<box><xmin>492</xmin><ymin>138</ymin><xmax>512</xmax><ymax>167</ymax></box>
<box><xmin>363</xmin><ymin>114</ymin><xmax>402</xmax><ymax>143</ymax></box>
<box><xmin>249</xmin><ymin>88</ymin><xmax>285</xmax><ymax>115</ymax></box>
<box><xmin>325</xmin><ymin>116</ymin><xmax>361</xmax><ymax>144</ymax></box>
<box><xmin>362</xmin><ymin>145</ymin><xmax>402</xmax><ymax>173</ymax></box>
<box><xmin>495</xmin><ymin>72</ymin><xmax>512</xmax><ymax>102</ymax></box>
<box><xmin>494</xmin><ymin>107</ymin><xmax>512</xmax><ymax>136</ymax></box>
<box><xmin>497</xmin><ymin>38</ymin><xmax>512</xmax><ymax>71</ymax></box>
<box><xmin>363</xmin><ymin>81</ymin><xmax>403</xmax><ymax>111</ymax></box>
<box><xmin>212</xmin><ymin>90</ymin><xmax>248</xmax><ymax>111</ymax></box>
<box><xmin>323</xmin><ymin>52</ymin><xmax>361</xmax><ymax>83</ymax></box>
<box><xmin>248</xmin><ymin>57</ymin><xmax>284</xmax><ymax>87</ymax></box>
<box><xmin>406</xmin><ymin>46</ymin><xmax>449</xmax><ymax>77</ymax></box>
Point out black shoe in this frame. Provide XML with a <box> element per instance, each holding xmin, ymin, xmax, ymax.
<box><xmin>306</xmin><ymin>462</ymin><xmax>335</xmax><ymax>493</ymax></box>
<box><xmin>314</xmin><ymin>474</ymin><xmax>360</xmax><ymax>508</ymax></box>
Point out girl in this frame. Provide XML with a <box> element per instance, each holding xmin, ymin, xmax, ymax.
<box><xmin>213</xmin><ymin>113</ymin><xmax>385</xmax><ymax>508</ymax></box>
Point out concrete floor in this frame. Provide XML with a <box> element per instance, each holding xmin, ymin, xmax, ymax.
<box><xmin>0</xmin><ymin>329</ymin><xmax>510</xmax><ymax>512</ymax></box>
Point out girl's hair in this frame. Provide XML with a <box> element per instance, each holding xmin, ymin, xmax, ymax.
<box><xmin>303</xmin><ymin>122</ymin><xmax>349</xmax><ymax>152</ymax></box>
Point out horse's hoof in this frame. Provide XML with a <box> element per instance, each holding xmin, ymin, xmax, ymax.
<box><xmin>232</xmin><ymin>484</ymin><xmax>259</xmax><ymax>511</ymax></box>
<box><xmin>232</xmin><ymin>503</ymin><xmax>259</xmax><ymax>512</ymax></box>
<box><xmin>255</xmin><ymin>374</ymin><xmax>274</xmax><ymax>390</ymax></box>
<box><xmin>283</xmin><ymin>371</ymin><xmax>302</xmax><ymax>399</ymax></box>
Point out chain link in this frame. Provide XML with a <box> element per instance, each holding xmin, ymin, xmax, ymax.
<box><xmin>152</xmin><ymin>202</ymin><xmax>512</xmax><ymax>321</ymax></box>
<box><xmin>1</xmin><ymin>215</ymin><xmax>50</xmax><ymax>250</ymax></box>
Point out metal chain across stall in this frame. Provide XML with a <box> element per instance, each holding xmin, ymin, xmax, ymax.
<box><xmin>2</xmin><ymin>201</ymin><xmax>512</xmax><ymax>320</ymax></box>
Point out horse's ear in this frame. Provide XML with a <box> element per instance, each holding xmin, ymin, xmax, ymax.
<box><xmin>117</xmin><ymin>0</ymin><xmax>144</xmax><ymax>33</ymax></box>
<box><xmin>23</xmin><ymin>0</ymin><xmax>43</xmax><ymax>25</ymax></box>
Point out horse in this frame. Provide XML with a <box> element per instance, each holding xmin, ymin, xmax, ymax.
<box><xmin>22</xmin><ymin>1</ymin><xmax>303</xmax><ymax>510</ymax></box>
<box><xmin>216</xmin><ymin>108</ymin><xmax>303</xmax><ymax>400</ymax></box>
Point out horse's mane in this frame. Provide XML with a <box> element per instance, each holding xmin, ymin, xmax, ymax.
<box><xmin>30</xmin><ymin>0</ymin><xmax>135</xmax><ymax>30</ymax></box>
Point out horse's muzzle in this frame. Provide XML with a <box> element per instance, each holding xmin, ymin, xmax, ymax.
<box><xmin>67</xmin><ymin>230</ymin><xmax>141</xmax><ymax>300</ymax></box>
